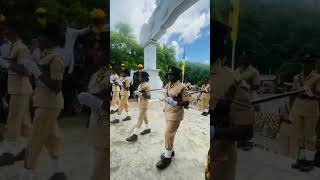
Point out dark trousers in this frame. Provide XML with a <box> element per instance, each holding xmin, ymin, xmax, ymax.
<box><xmin>62</xmin><ymin>69</ymin><xmax>77</xmax><ymax>115</ymax></box>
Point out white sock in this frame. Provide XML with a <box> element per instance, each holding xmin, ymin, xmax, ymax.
<box><xmin>298</xmin><ymin>149</ymin><xmax>306</xmax><ymax>160</ymax></box>
<box><xmin>126</xmin><ymin>112</ymin><xmax>130</xmax><ymax>117</ymax></box>
<box><xmin>52</xmin><ymin>158</ymin><xmax>62</xmax><ymax>173</ymax></box>
<box><xmin>305</xmin><ymin>150</ymin><xmax>316</xmax><ymax>161</ymax></box>
<box><xmin>116</xmin><ymin>114</ymin><xmax>121</xmax><ymax>120</ymax></box>
<box><xmin>133</xmin><ymin>128</ymin><xmax>139</xmax><ymax>135</ymax></box>
<box><xmin>164</xmin><ymin>149</ymin><xmax>173</xmax><ymax>158</ymax></box>
<box><xmin>145</xmin><ymin>123</ymin><xmax>150</xmax><ymax>129</ymax></box>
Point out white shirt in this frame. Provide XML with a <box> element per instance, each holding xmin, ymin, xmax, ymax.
<box><xmin>0</xmin><ymin>42</ymin><xmax>11</xmax><ymax>57</ymax></box>
<box><xmin>63</xmin><ymin>27</ymin><xmax>90</xmax><ymax>74</ymax></box>
<box><xmin>31</xmin><ymin>48</ymin><xmax>41</xmax><ymax>63</ymax></box>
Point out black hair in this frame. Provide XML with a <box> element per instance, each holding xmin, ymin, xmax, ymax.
<box><xmin>122</xmin><ymin>69</ymin><xmax>130</xmax><ymax>77</ymax></box>
<box><xmin>40</xmin><ymin>22</ymin><xmax>65</xmax><ymax>48</ymax></box>
<box><xmin>140</xmin><ymin>71</ymin><xmax>149</xmax><ymax>82</ymax></box>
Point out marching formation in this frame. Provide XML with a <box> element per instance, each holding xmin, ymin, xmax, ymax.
<box><xmin>109</xmin><ymin>63</ymin><xmax>210</xmax><ymax>171</ymax></box>
<box><xmin>0</xmin><ymin>7</ymin><xmax>108</xmax><ymax>180</ymax></box>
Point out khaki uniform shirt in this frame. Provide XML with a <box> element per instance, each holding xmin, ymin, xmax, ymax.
<box><xmin>291</xmin><ymin>71</ymin><xmax>320</xmax><ymax>116</ymax></box>
<box><xmin>120</xmin><ymin>76</ymin><xmax>130</xmax><ymax>96</ymax></box>
<box><xmin>234</xmin><ymin>65</ymin><xmax>260</xmax><ymax>98</ymax></box>
<box><xmin>88</xmin><ymin>67</ymin><xmax>109</xmax><ymax>94</ymax></box>
<box><xmin>138</xmin><ymin>82</ymin><xmax>150</xmax><ymax>109</ymax></box>
<box><xmin>88</xmin><ymin>67</ymin><xmax>109</xmax><ymax>147</ymax></box>
<box><xmin>211</xmin><ymin>64</ymin><xmax>253</xmax><ymax>126</ymax></box>
<box><xmin>7</xmin><ymin>40</ymin><xmax>33</xmax><ymax>95</ymax></box>
<box><xmin>33</xmin><ymin>48</ymin><xmax>64</xmax><ymax>109</ymax></box>
<box><xmin>164</xmin><ymin>81</ymin><xmax>189</xmax><ymax>121</ymax></box>
<box><xmin>201</xmin><ymin>83</ymin><xmax>210</xmax><ymax>99</ymax></box>
<box><xmin>112</xmin><ymin>74</ymin><xmax>120</xmax><ymax>92</ymax></box>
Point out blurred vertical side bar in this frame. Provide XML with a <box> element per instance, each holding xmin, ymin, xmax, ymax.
<box><xmin>105</xmin><ymin>0</ymin><xmax>110</xmax><ymax>179</ymax></box>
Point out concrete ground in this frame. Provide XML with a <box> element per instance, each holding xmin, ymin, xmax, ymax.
<box><xmin>0</xmin><ymin>114</ymin><xmax>95</xmax><ymax>180</ymax></box>
<box><xmin>110</xmin><ymin>101</ymin><xmax>210</xmax><ymax>180</ymax></box>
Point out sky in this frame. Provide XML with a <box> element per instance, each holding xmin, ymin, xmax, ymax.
<box><xmin>110</xmin><ymin>0</ymin><xmax>210</xmax><ymax>64</ymax></box>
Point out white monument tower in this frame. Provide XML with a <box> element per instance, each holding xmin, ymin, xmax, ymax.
<box><xmin>139</xmin><ymin>0</ymin><xmax>199</xmax><ymax>98</ymax></box>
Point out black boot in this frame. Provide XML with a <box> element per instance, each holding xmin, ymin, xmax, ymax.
<box><xmin>160</xmin><ymin>151</ymin><xmax>175</xmax><ymax>160</ymax></box>
<box><xmin>237</xmin><ymin>140</ymin><xmax>254</xmax><ymax>151</ymax></box>
<box><xmin>48</xmin><ymin>172</ymin><xmax>67</xmax><ymax>180</ymax></box>
<box><xmin>14</xmin><ymin>148</ymin><xmax>26</xmax><ymax>162</ymax></box>
<box><xmin>110</xmin><ymin>119</ymin><xmax>120</xmax><ymax>124</ymax></box>
<box><xmin>0</xmin><ymin>153</ymin><xmax>15</xmax><ymax>166</ymax></box>
<box><xmin>140</xmin><ymin>129</ymin><xmax>151</xmax><ymax>135</ymax></box>
<box><xmin>299</xmin><ymin>160</ymin><xmax>314</xmax><ymax>172</ymax></box>
<box><xmin>156</xmin><ymin>157</ymin><xmax>171</xmax><ymax>170</ymax></box>
<box><xmin>110</xmin><ymin>109</ymin><xmax>118</xmax><ymax>114</ymax></box>
<box><xmin>126</xmin><ymin>134</ymin><xmax>138</xmax><ymax>142</ymax></box>
<box><xmin>122</xmin><ymin>116</ymin><xmax>131</xmax><ymax>121</ymax></box>
<box><xmin>291</xmin><ymin>159</ymin><xmax>303</xmax><ymax>169</ymax></box>
<box><xmin>314</xmin><ymin>151</ymin><xmax>320</xmax><ymax>168</ymax></box>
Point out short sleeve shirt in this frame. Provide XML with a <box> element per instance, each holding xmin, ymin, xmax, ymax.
<box><xmin>7</xmin><ymin>40</ymin><xmax>33</xmax><ymax>95</ymax></box>
<box><xmin>112</xmin><ymin>74</ymin><xmax>120</xmax><ymax>92</ymax></box>
<box><xmin>164</xmin><ymin>81</ymin><xmax>189</xmax><ymax>121</ymax></box>
<box><xmin>138</xmin><ymin>82</ymin><xmax>150</xmax><ymax>109</ymax></box>
<box><xmin>120</xmin><ymin>76</ymin><xmax>130</xmax><ymax>96</ymax></box>
<box><xmin>33</xmin><ymin>48</ymin><xmax>64</xmax><ymax>109</ymax></box>
<box><xmin>88</xmin><ymin>67</ymin><xmax>109</xmax><ymax>95</ymax></box>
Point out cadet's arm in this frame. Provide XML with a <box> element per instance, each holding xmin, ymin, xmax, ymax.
<box><xmin>9</xmin><ymin>63</ymin><xmax>30</xmax><ymax>76</ymax></box>
<box><xmin>39</xmin><ymin>73</ymin><xmax>62</xmax><ymax>94</ymax></box>
<box><xmin>140</xmin><ymin>89</ymin><xmax>151</xmax><ymax>99</ymax></box>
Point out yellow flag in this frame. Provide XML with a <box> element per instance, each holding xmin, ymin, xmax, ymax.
<box><xmin>181</xmin><ymin>60</ymin><xmax>186</xmax><ymax>82</ymax></box>
<box><xmin>229</xmin><ymin>0</ymin><xmax>240</xmax><ymax>43</ymax></box>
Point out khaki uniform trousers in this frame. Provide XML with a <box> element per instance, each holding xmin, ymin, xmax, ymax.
<box><xmin>25</xmin><ymin>108</ymin><xmax>63</xmax><ymax>169</ymax></box>
<box><xmin>290</xmin><ymin>111</ymin><xmax>318</xmax><ymax>151</ymax></box>
<box><xmin>136</xmin><ymin>108</ymin><xmax>148</xmax><ymax>128</ymax></box>
<box><xmin>211</xmin><ymin>140</ymin><xmax>237</xmax><ymax>180</ymax></box>
<box><xmin>200</xmin><ymin>97</ymin><xmax>210</xmax><ymax>111</ymax></box>
<box><xmin>165</xmin><ymin>120</ymin><xmax>181</xmax><ymax>150</ymax></box>
<box><xmin>6</xmin><ymin>95</ymin><xmax>32</xmax><ymax>140</ymax></box>
<box><xmin>91</xmin><ymin>147</ymin><xmax>108</xmax><ymax>180</ymax></box>
<box><xmin>111</xmin><ymin>91</ymin><xmax>120</xmax><ymax>107</ymax></box>
<box><xmin>89</xmin><ymin>111</ymin><xmax>109</xmax><ymax>180</ymax></box>
<box><xmin>279</xmin><ymin>123</ymin><xmax>298</xmax><ymax>159</ymax></box>
<box><xmin>118</xmin><ymin>94</ymin><xmax>129</xmax><ymax>114</ymax></box>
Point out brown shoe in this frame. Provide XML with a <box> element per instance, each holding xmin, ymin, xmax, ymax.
<box><xmin>48</xmin><ymin>172</ymin><xmax>67</xmax><ymax>180</ymax></box>
<box><xmin>110</xmin><ymin>119</ymin><xmax>120</xmax><ymax>124</ymax></box>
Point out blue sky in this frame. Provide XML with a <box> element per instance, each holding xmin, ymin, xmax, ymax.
<box><xmin>110</xmin><ymin>0</ymin><xmax>210</xmax><ymax>64</ymax></box>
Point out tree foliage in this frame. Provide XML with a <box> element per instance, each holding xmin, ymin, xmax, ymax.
<box><xmin>111</xmin><ymin>22</ymin><xmax>209</xmax><ymax>86</ymax></box>
<box><xmin>215</xmin><ymin>0</ymin><xmax>320</xmax><ymax>81</ymax></box>
<box><xmin>0</xmin><ymin>0</ymin><xmax>105</xmax><ymax>40</ymax></box>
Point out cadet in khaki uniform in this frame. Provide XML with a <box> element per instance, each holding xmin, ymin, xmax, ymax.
<box><xmin>110</xmin><ymin>68</ymin><xmax>120</xmax><ymax>113</ymax></box>
<box><xmin>290</xmin><ymin>52</ymin><xmax>320</xmax><ymax>172</ymax></box>
<box><xmin>111</xmin><ymin>69</ymin><xmax>131</xmax><ymax>123</ymax></box>
<box><xmin>208</xmin><ymin>20</ymin><xmax>253</xmax><ymax>180</ymax></box>
<box><xmin>84</xmin><ymin>50</ymin><xmax>108</xmax><ymax>180</ymax></box>
<box><xmin>156</xmin><ymin>66</ymin><xmax>189</xmax><ymax>169</ymax></box>
<box><xmin>20</xmin><ymin>24</ymin><xmax>67</xmax><ymax>180</ymax></box>
<box><xmin>234</xmin><ymin>51</ymin><xmax>260</xmax><ymax>99</ymax></box>
<box><xmin>199</xmin><ymin>78</ymin><xmax>210</xmax><ymax>116</ymax></box>
<box><xmin>126</xmin><ymin>71</ymin><xmax>151</xmax><ymax>142</ymax></box>
<box><xmin>0</xmin><ymin>19</ymin><xmax>33</xmax><ymax>164</ymax></box>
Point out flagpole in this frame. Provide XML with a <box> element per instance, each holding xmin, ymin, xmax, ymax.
<box><xmin>231</xmin><ymin>41</ymin><xmax>236</xmax><ymax>70</ymax></box>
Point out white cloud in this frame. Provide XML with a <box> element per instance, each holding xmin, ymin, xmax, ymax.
<box><xmin>170</xmin><ymin>41</ymin><xmax>184</xmax><ymax>59</ymax></box>
<box><xmin>111</xmin><ymin>0</ymin><xmax>210</xmax><ymax>45</ymax></box>
<box><xmin>110</xmin><ymin>0</ymin><xmax>157</xmax><ymax>41</ymax></box>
